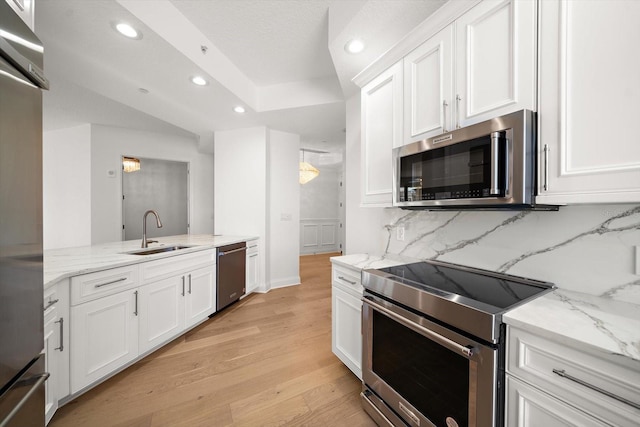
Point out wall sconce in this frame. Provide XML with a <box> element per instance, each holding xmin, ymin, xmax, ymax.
<box><xmin>122</xmin><ymin>156</ymin><xmax>141</xmax><ymax>173</ymax></box>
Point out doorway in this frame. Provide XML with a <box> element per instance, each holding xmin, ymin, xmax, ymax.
<box><xmin>122</xmin><ymin>156</ymin><xmax>189</xmax><ymax>241</ymax></box>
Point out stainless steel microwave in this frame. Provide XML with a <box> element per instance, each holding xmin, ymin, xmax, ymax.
<box><xmin>393</xmin><ymin>110</ymin><xmax>552</xmax><ymax>210</ymax></box>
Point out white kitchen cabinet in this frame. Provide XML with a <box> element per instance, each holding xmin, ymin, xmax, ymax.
<box><xmin>360</xmin><ymin>61</ymin><xmax>403</xmax><ymax>207</ymax></box>
<box><xmin>331</xmin><ymin>263</ymin><xmax>363</xmax><ymax>379</ymax></box>
<box><xmin>506</xmin><ymin>326</ymin><xmax>640</xmax><ymax>426</ymax></box>
<box><xmin>536</xmin><ymin>0</ymin><xmax>640</xmax><ymax>204</ymax></box>
<box><xmin>70</xmin><ymin>289</ymin><xmax>139</xmax><ymax>393</ymax></box>
<box><xmin>184</xmin><ymin>265</ymin><xmax>215</xmax><ymax>328</ymax></box>
<box><xmin>4</xmin><ymin>0</ymin><xmax>35</xmax><ymax>30</ymax></box>
<box><xmin>403</xmin><ymin>0</ymin><xmax>536</xmax><ymax>143</ymax></box>
<box><xmin>43</xmin><ymin>280</ymin><xmax>69</xmax><ymax>425</ymax></box>
<box><xmin>138</xmin><ymin>276</ymin><xmax>184</xmax><ymax>354</ymax></box>
<box><xmin>246</xmin><ymin>241</ymin><xmax>259</xmax><ymax>294</ymax></box>
<box><xmin>403</xmin><ymin>25</ymin><xmax>454</xmax><ymax>142</ymax></box>
<box><xmin>454</xmin><ymin>0</ymin><xmax>536</xmax><ymax>129</ymax></box>
<box><xmin>506</xmin><ymin>375</ymin><xmax>608</xmax><ymax>427</ymax></box>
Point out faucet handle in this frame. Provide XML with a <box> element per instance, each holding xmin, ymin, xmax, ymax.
<box><xmin>146</xmin><ymin>239</ymin><xmax>158</xmax><ymax>245</ymax></box>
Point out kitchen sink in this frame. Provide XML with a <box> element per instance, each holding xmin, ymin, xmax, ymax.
<box><xmin>125</xmin><ymin>245</ymin><xmax>192</xmax><ymax>256</ymax></box>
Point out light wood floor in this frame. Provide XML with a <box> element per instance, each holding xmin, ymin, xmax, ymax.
<box><xmin>51</xmin><ymin>253</ymin><xmax>376</xmax><ymax>427</ymax></box>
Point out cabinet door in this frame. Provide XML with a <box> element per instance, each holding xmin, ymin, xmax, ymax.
<box><xmin>361</xmin><ymin>61</ymin><xmax>403</xmax><ymax>207</ymax></box>
<box><xmin>331</xmin><ymin>285</ymin><xmax>362</xmax><ymax>379</ymax></box>
<box><xmin>455</xmin><ymin>0</ymin><xmax>536</xmax><ymax>128</ymax></box>
<box><xmin>537</xmin><ymin>0</ymin><xmax>640</xmax><ymax>204</ymax></box>
<box><xmin>404</xmin><ymin>25</ymin><xmax>454</xmax><ymax>143</ymax></box>
<box><xmin>506</xmin><ymin>376</ymin><xmax>609</xmax><ymax>427</ymax></box>
<box><xmin>138</xmin><ymin>277</ymin><xmax>185</xmax><ymax>354</ymax></box>
<box><xmin>185</xmin><ymin>265</ymin><xmax>216</xmax><ymax>328</ymax></box>
<box><xmin>44</xmin><ymin>306</ymin><xmax>60</xmax><ymax>425</ymax></box>
<box><xmin>246</xmin><ymin>244</ymin><xmax>259</xmax><ymax>294</ymax></box>
<box><xmin>70</xmin><ymin>290</ymin><xmax>138</xmax><ymax>393</ymax></box>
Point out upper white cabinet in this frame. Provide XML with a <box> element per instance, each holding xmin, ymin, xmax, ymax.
<box><xmin>4</xmin><ymin>0</ymin><xmax>35</xmax><ymax>30</ymax></box>
<box><xmin>536</xmin><ymin>0</ymin><xmax>640</xmax><ymax>204</ymax></box>
<box><xmin>403</xmin><ymin>26</ymin><xmax>454</xmax><ymax>142</ymax></box>
<box><xmin>360</xmin><ymin>61</ymin><xmax>403</xmax><ymax>206</ymax></box>
<box><xmin>455</xmin><ymin>0</ymin><xmax>536</xmax><ymax>128</ymax></box>
<box><xmin>403</xmin><ymin>0</ymin><xmax>536</xmax><ymax>143</ymax></box>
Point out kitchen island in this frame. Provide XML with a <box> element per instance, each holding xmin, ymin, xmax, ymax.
<box><xmin>42</xmin><ymin>234</ymin><xmax>258</xmax><ymax>424</ymax></box>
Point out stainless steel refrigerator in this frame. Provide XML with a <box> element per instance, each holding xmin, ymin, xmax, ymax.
<box><xmin>0</xmin><ymin>2</ymin><xmax>49</xmax><ymax>425</ymax></box>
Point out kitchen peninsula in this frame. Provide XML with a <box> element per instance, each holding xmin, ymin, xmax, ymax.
<box><xmin>42</xmin><ymin>234</ymin><xmax>258</xmax><ymax>424</ymax></box>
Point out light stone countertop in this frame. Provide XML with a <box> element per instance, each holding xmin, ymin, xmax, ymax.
<box><xmin>331</xmin><ymin>253</ymin><xmax>640</xmax><ymax>366</ymax></box>
<box><xmin>44</xmin><ymin>234</ymin><xmax>258</xmax><ymax>288</ymax></box>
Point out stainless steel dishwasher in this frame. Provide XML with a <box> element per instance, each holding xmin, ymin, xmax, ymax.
<box><xmin>216</xmin><ymin>242</ymin><xmax>247</xmax><ymax>311</ymax></box>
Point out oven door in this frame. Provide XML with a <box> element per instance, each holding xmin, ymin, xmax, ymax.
<box><xmin>362</xmin><ymin>293</ymin><xmax>502</xmax><ymax>427</ymax></box>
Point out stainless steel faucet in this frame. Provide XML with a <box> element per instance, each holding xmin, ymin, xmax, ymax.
<box><xmin>142</xmin><ymin>210</ymin><xmax>163</xmax><ymax>248</ymax></box>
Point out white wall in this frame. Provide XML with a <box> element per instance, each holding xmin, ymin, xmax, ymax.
<box><xmin>344</xmin><ymin>93</ymin><xmax>387</xmax><ymax>254</ymax></box>
<box><xmin>214</xmin><ymin>127</ymin><xmax>267</xmax><ymax>292</ymax></box>
<box><xmin>91</xmin><ymin>125</ymin><xmax>214</xmax><ymax>244</ymax></box>
<box><xmin>43</xmin><ymin>125</ymin><xmax>92</xmax><ymax>250</ymax></box>
<box><xmin>267</xmin><ymin>129</ymin><xmax>300</xmax><ymax>288</ymax></box>
<box><xmin>214</xmin><ymin>127</ymin><xmax>301</xmax><ymax>293</ymax></box>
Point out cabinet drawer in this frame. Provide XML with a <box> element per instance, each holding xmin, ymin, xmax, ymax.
<box><xmin>246</xmin><ymin>241</ymin><xmax>258</xmax><ymax>256</ymax></box>
<box><xmin>507</xmin><ymin>326</ymin><xmax>640</xmax><ymax>426</ymax></box>
<box><xmin>44</xmin><ymin>286</ymin><xmax>60</xmax><ymax>314</ymax></box>
<box><xmin>140</xmin><ymin>249</ymin><xmax>215</xmax><ymax>284</ymax></box>
<box><xmin>71</xmin><ymin>265</ymin><xmax>139</xmax><ymax>306</ymax></box>
<box><xmin>332</xmin><ymin>264</ymin><xmax>362</xmax><ymax>294</ymax></box>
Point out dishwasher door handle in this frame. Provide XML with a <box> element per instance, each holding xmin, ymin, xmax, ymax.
<box><xmin>218</xmin><ymin>247</ymin><xmax>247</xmax><ymax>256</ymax></box>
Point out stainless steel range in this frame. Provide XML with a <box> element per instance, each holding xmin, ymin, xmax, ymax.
<box><xmin>360</xmin><ymin>260</ymin><xmax>554</xmax><ymax>427</ymax></box>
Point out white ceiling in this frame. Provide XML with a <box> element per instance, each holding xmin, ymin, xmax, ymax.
<box><xmin>36</xmin><ymin>0</ymin><xmax>446</xmax><ymax>153</ymax></box>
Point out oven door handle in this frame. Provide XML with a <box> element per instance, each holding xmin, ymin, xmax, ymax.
<box><xmin>364</xmin><ymin>296</ymin><xmax>474</xmax><ymax>358</ymax></box>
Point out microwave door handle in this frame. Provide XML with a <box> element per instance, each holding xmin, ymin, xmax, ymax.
<box><xmin>489</xmin><ymin>131</ymin><xmax>501</xmax><ymax>196</ymax></box>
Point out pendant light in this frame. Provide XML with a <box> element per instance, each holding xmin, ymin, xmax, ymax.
<box><xmin>299</xmin><ymin>149</ymin><xmax>319</xmax><ymax>184</ymax></box>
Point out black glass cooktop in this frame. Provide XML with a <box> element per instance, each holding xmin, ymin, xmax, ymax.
<box><xmin>377</xmin><ymin>261</ymin><xmax>553</xmax><ymax>310</ymax></box>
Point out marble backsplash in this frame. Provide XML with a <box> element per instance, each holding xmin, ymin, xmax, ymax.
<box><xmin>382</xmin><ymin>204</ymin><xmax>640</xmax><ymax>305</ymax></box>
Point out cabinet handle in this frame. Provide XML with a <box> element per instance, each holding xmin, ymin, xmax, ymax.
<box><xmin>54</xmin><ymin>317</ymin><xmax>64</xmax><ymax>352</ymax></box>
<box><xmin>442</xmin><ymin>100</ymin><xmax>449</xmax><ymax>133</ymax></box>
<box><xmin>134</xmin><ymin>291</ymin><xmax>138</xmax><ymax>316</ymax></box>
<box><xmin>338</xmin><ymin>275</ymin><xmax>357</xmax><ymax>285</ymax></box>
<box><xmin>94</xmin><ymin>277</ymin><xmax>127</xmax><ymax>288</ymax></box>
<box><xmin>543</xmin><ymin>144</ymin><xmax>550</xmax><ymax>191</ymax></box>
<box><xmin>455</xmin><ymin>94</ymin><xmax>462</xmax><ymax>129</ymax></box>
<box><xmin>552</xmin><ymin>369</ymin><xmax>640</xmax><ymax>410</ymax></box>
<box><xmin>182</xmin><ymin>276</ymin><xmax>186</xmax><ymax>296</ymax></box>
<box><xmin>188</xmin><ymin>274</ymin><xmax>192</xmax><ymax>294</ymax></box>
<box><xmin>43</xmin><ymin>298</ymin><xmax>59</xmax><ymax>312</ymax></box>
<box><xmin>248</xmin><ymin>244</ymin><xmax>258</xmax><ymax>249</ymax></box>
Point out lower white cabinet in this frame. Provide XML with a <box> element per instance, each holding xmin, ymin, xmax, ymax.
<box><xmin>70</xmin><ymin>250</ymin><xmax>217</xmax><ymax>394</ymax></box>
<box><xmin>70</xmin><ymin>289</ymin><xmax>139</xmax><ymax>393</ymax></box>
<box><xmin>506</xmin><ymin>375</ymin><xmax>608</xmax><ymax>427</ymax></box>
<box><xmin>246</xmin><ymin>242</ymin><xmax>259</xmax><ymax>294</ymax></box>
<box><xmin>44</xmin><ymin>280</ymin><xmax>69</xmax><ymax>425</ymax></box>
<box><xmin>184</xmin><ymin>265</ymin><xmax>216</xmax><ymax>328</ymax></box>
<box><xmin>331</xmin><ymin>263</ymin><xmax>363</xmax><ymax>379</ymax></box>
<box><xmin>138</xmin><ymin>276</ymin><xmax>184</xmax><ymax>354</ymax></box>
<box><xmin>506</xmin><ymin>326</ymin><xmax>640</xmax><ymax>426</ymax></box>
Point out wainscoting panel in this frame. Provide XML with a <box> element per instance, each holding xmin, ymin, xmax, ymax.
<box><xmin>300</xmin><ymin>218</ymin><xmax>341</xmax><ymax>255</ymax></box>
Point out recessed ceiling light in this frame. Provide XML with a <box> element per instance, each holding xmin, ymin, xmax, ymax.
<box><xmin>114</xmin><ymin>22</ymin><xmax>142</xmax><ymax>39</ymax></box>
<box><xmin>191</xmin><ymin>76</ymin><xmax>208</xmax><ymax>86</ymax></box>
<box><xmin>345</xmin><ymin>39</ymin><xmax>365</xmax><ymax>54</ymax></box>
<box><xmin>233</xmin><ymin>106</ymin><xmax>245</xmax><ymax>113</ymax></box>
